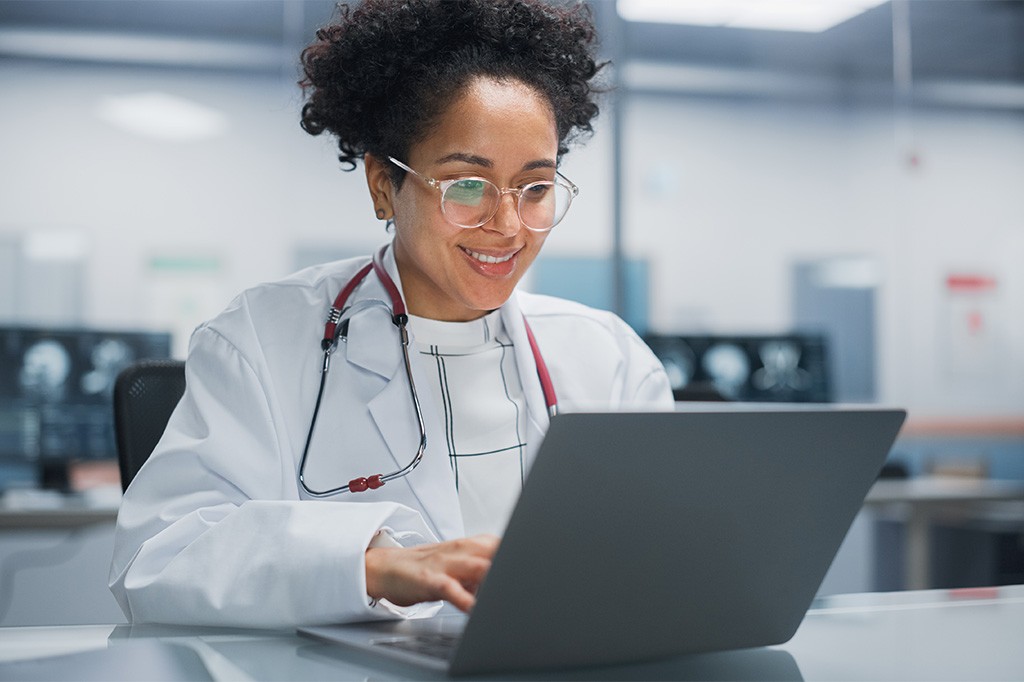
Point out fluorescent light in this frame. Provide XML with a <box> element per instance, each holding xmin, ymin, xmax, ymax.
<box><xmin>0</xmin><ymin>27</ymin><xmax>284</xmax><ymax>70</ymax></box>
<box><xmin>96</xmin><ymin>92</ymin><xmax>228</xmax><ymax>141</ymax></box>
<box><xmin>617</xmin><ymin>0</ymin><xmax>889</xmax><ymax>33</ymax></box>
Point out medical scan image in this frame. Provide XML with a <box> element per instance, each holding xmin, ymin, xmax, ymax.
<box><xmin>644</xmin><ymin>334</ymin><xmax>830</xmax><ymax>402</ymax></box>
<box><xmin>80</xmin><ymin>338</ymin><xmax>135</xmax><ymax>397</ymax></box>
<box><xmin>18</xmin><ymin>340</ymin><xmax>73</xmax><ymax>402</ymax></box>
<box><xmin>702</xmin><ymin>343</ymin><xmax>751</xmax><ymax>400</ymax></box>
<box><xmin>752</xmin><ymin>340</ymin><xmax>812</xmax><ymax>393</ymax></box>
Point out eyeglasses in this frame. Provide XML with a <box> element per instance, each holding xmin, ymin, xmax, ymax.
<box><xmin>388</xmin><ymin>156</ymin><xmax>578</xmax><ymax>233</ymax></box>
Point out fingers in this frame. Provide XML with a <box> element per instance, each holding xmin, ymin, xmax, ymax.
<box><xmin>364</xmin><ymin>534</ymin><xmax>501</xmax><ymax>612</ymax></box>
<box><xmin>472</xmin><ymin>533</ymin><xmax>501</xmax><ymax>553</ymax></box>
<box><xmin>431</xmin><ymin>541</ymin><xmax>499</xmax><ymax>612</ymax></box>
<box><xmin>434</xmin><ymin>575</ymin><xmax>477</xmax><ymax>613</ymax></box>
<box><xmin>448</xmin><ymin>532</ymin><xmax>499</xmax><ymax>561</ymax></box>
<box><xmin>445</xmin><ymin>554</ymin><xmax>491</xmax><ymax>591</ymax></box>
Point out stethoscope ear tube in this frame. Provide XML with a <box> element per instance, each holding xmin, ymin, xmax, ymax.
<box><xmin>298</xmin><ymin>308</ymin><xmax>425</xmax><ymax>497</ymax></box>
<box><xmin>297</xmin><ymin>346</ymin><xmax>341</xmax><ymax>496</ymax></box>
<box><xmin>523</xmin><ymin>316</ymin><xmax>558</xmax><ymax>419</ymax></box>
<box><xmin>322</xmin><ymin>262</ymin><xmax>372</xmax><ymax>350</ymax></box>
<box><xmin>382</xmin><ymin>315</ymin><xmax>427</xmax><ymax>483</ymax></box>
<box><xmin>298</xmin><ymin>246</ymin><xmax>424</xmax><ymax>497</ymax></box>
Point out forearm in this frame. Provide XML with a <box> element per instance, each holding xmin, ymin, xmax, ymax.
<box><xmin>111</xmin><ymin>499</ymin><xmax>435</xmax><ymax>627</ymax></box>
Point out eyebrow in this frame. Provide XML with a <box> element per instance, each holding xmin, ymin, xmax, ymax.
<box><xmin>522</xmin><ymin>159</ymin><xmax>557</xmax><ymax>171</ymax></box>
<box><xmin>435</xmin><ymin>152</ymin><xmax>492</xmax><ymax>168</ymax></box>
<box><xmin>435</xmin><ymin>152</ymin><xmax>556</xmax><ymax>172</ymax></box>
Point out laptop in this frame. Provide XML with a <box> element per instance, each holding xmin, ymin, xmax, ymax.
<box><xmin>300</xmin><ymin>406</ymin><xmax>906</xmax><ymax>676</ymax></box>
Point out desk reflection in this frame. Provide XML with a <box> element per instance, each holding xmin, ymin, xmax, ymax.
<box><xmin>296</xmin><ymin>639</ymin><xmax>802</xmax><ymax>681</ymax></box>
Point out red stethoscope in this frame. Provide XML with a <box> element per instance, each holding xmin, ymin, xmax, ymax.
<box><xmin>298</xmin><ymin>244</ymin><xmax>558</xmax><ymax>497</ymax></box>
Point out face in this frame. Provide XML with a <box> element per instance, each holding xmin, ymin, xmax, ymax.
<box><xmin>366</xmin><ymin>77</ymin><xmax>559</xmax><ymax>321</ymax></box>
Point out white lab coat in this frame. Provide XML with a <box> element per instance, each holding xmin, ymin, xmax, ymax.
<box><xmin>109</xmin><ymin>246</ymin><xmax>672</xmax><ymax>628</ymax></box>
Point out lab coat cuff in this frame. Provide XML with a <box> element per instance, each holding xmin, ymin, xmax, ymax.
<box><xmin>365</xmin><ymin>528</ymin><xmax>442</xmax><ymax>618</ymax></box>
<box><xmin>368</xmin><ymin>527</ymin><xmax>404</xmax><ymax>550</ymax></box>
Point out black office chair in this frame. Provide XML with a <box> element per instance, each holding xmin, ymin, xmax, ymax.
<box><xmin>113</xmin><ymin>359</ymin><xmax>187</xmax><ymax>492</ymax></box>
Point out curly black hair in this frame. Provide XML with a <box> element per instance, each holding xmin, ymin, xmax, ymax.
<box><xmin>299</xmin><ymin>0</ymin><xmax>605</xmax><ymax>182</ymax></box>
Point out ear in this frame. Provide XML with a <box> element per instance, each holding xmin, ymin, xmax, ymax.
<box><xmin>364</xmin><ymin>153</ymin><xmax>395</xmax><ymax>221</ymax></box>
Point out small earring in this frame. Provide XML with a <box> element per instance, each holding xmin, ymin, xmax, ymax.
<box><xmin>376</xmin><ymin>208</ymin><xmax>386</xmax><ymax>220</ymax></box>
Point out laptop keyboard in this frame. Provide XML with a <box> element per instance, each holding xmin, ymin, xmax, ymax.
<box><xmin>374</xmin><ymin>633</ymin><xmax>460</xmax><ymax>660</ymax></box>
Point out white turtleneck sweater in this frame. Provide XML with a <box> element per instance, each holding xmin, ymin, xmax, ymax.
<box><xmin>408</xmin><ymin>311</ymin><xmax>527</xmax><ymax>537</ymax></box>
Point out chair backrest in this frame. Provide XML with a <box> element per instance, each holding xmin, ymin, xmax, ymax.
<box><xmin>113</xmin><ymin>359</ymin><xmax>186</xmax><ymax>491</ymax></box>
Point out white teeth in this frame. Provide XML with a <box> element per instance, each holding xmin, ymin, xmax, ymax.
<box><xmin>464</xmin><ymin>248</ymin><xmax>514</xmax><ymax>264</ymax></box>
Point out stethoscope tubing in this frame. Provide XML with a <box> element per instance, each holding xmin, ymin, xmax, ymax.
<box><xmin>298</xmin><ymin>243</ymin><xmax>556</xmax><ymax>497</ymax></box>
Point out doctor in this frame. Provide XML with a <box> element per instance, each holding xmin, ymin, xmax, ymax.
<box><xmin>110</xmin><ymin>0</ymin><xmax>672</xmax><ymax>628</ymax></box>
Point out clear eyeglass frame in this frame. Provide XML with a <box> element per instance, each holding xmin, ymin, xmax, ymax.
<box><xmin>387</xmin><ymin>156</ymin><xmax>579</xmax><ymax>233</ymax></box>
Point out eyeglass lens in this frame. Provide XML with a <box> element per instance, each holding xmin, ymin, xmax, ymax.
<box><xmin>441</xmin><ymin>179</ymin><xmax>572</xmax><ymax>231</ymax></box>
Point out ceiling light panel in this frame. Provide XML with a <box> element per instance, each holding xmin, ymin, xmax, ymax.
<box><xmin>95</xmin><ymin>92</ymin><xmax>228</xmax><ymax>141</ymax></box>
<box><xmin>616</xmin><ymin>0</ymin><xmax>889</xmax><ymax>33</ymax></box>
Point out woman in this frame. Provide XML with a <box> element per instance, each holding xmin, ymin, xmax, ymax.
<box><xmin>110</xmin><ymin>0</ymin><xmax>672</xmax><ymax>628</ymax></box>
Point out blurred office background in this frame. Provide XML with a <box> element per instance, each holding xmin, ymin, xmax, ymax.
<box><xmin>0</xmin><ymin>0</ymin><xmax>1022</xmax><ymax>623</ymax></box>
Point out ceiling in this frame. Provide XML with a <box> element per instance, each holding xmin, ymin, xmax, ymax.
<box><xmin>618</xmin><ymin>1</ymin><xmax>1023</xmax><ymax>83</ymax></box>
<box><xmin>0</xmin><ymin>0</ymin><xmax>1021</xmax><ymax>98</ymax></box>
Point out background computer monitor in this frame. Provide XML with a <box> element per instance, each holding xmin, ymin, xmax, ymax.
<box><xmin>644</xmin><ymin>333</ymin><xmax>831</xmax><ymax>403</ymax></box>
<box><xmin>0</xmin><ymin>326</ymin><xmax>172</xmax><ymax>488</ymax></box>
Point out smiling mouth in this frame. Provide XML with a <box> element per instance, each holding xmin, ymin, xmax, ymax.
<box><xmin>462</xmin><ymin>247</ymin><xmax>516</xmax><ymax>264</ymax></box>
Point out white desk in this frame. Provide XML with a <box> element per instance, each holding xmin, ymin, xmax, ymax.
<box><xmin>1</xmin><ymin>585</ymin><xmax>1022</xmax><ymax>680</ymax></box>
<box><xmin>0</xmin><ymin>496</ymin><xmax>119</xmax><ymax>528</ymax></box>
<box><xmin>0</xmin><ymin>489</ymin><xmax>125</xmax><ymax>626</ymax></box>
<box><xmin>864</xmin><ymin>477</ymin><xmax>1024</xmax><ymax>590</ymax></box>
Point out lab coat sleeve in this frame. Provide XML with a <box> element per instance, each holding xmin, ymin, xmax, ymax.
<box><xmin>109</xmin><ymin>325</ymin><xmax>438</xmax><ymax>628</ymax></box>
<box><xmin>524</xmin><ymin>294</ymin><xmax>674</xmax><ymax>411</ymax></box>
<box><xmin>618</xmin><ymin>321</ymin><xmax>675</xmax><ymax>409</ymax></box>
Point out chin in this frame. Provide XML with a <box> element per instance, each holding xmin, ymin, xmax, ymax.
<box><xmin>466</xmin><ymin>291</ymin><xmax>515</xmax><ymax>314</ymax></box>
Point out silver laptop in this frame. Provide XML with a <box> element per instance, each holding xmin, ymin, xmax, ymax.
<box><xmin>300</xmin><ymin>406</ymin><xmax>906</xmax><ymax>676</ymax></box>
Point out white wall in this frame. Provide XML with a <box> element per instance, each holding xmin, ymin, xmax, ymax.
<box><xmin>1</xmin><ymin>60</ymin><xmax>1021</xmax><ymax>417</ymax></box>
<box><xmin>0</xmin><ymin>62</ymin><xmax>365</xmax><ymax>353</ymax></box>
<box><xmin>623</xmin><ymin>95</ymin><xmax>1024</xmax><ymax>417</ymax></box>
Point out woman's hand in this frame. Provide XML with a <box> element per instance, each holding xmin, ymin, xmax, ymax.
<box><xmin>365</xmin><ymin>535</ymin><xmax>500</xmax><ymax>612</ymax></box>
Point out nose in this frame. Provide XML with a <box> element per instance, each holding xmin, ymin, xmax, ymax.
<box><xmin>484</xmin><ymin>191</ymin><xmax>522</xmax><ymax>237</ymax></box>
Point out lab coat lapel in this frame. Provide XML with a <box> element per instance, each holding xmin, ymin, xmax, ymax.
<box><xmin>365</xmin><ymin>339</ymin><xmax>464</xmax><ymax>541</ymax></box>
<box><xmin>341</xmin><ymin>249</ymin><xmax>464</xmax><ymax>540</ymax></box>
<box><xmin>500</xmin><ymin>292</ymin><xmax>550</xmax><ymax>469</ymax></box>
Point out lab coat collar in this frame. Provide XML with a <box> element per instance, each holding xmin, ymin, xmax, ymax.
<box><xmin>341</xmin><ymin>243</ymin><xmax>406</xmax><ymax>380</ymax></box>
